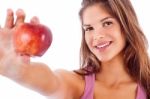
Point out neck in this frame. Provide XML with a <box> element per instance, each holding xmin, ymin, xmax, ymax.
<box><xmin>96</xmin><ymin>54</ymin><xmax>134</xmax><ymax>87</ymax></box>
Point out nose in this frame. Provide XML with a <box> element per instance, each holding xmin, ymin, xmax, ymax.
<box><xmin>93</xmin><ymin>27</ymin><xmax>105</xmax><ymax>40</ymax></box>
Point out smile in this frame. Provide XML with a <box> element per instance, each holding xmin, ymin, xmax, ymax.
<box><xmin>95</xmin><ymin>41</ymin><xmax>112</xmax><ymax>51</ymax></box>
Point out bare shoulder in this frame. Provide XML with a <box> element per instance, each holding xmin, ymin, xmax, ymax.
<box><xmin>54</xmin><ymin>69</ymin><xmax>84</xmax><ymax>81</ymax></box>
<box><xmin>54</xmin><ymin>69</ymin><xmax>84</xmax><ymax>88</ymax></box>
<box><xmin>54</xmin><ymin>69</ymin><xmax>85</xmax><ymax>98</ymax></box>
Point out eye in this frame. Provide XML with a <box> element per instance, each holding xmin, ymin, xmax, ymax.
<box><xmin>84</xmin><ymin>27</ymin><xmax>94</xmax><ymax>32</ymax></box>
<box><xmin>102</xmin><ymin>21</ymin><xmax>113</xmax><ymax>27</ymax></box>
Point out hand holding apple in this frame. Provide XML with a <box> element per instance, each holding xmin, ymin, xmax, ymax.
<box><xmin>13</xmin><ymin>23</ymin><xmax>53</xmax><ymax>57</ymax></box>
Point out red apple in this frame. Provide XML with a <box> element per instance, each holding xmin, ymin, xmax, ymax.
<box><xmin>13</xmin><ymin>23</ymin><xmax>52</xmax><ymax>57</ymax></box>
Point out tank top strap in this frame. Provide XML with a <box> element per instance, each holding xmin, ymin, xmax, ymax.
<box><xmin>81</xmin><ymin>73</ymin><xmax>95</xmax><ymax>99</ymax></box>
<box><xmin>136</xmin><ymin>84</ymin><xmax>147</xmax><ymax>99</ymax></box>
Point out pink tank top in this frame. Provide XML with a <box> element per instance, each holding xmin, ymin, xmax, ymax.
<box><xmin>81</xmin><ymin>74</ymin><xmax>147</xmax><ymax>99</ymax></box>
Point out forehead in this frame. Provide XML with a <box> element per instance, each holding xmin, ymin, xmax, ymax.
<box><xmin>82</xmin><ymin>4</ymin><xmax>112</xmax><ymax>25</ymax></box>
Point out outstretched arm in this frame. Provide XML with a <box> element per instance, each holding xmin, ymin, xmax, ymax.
<box><xmin>0</xmin><ymin>9</ymin><xmax>60</xmax><ymax>96</ymax></box>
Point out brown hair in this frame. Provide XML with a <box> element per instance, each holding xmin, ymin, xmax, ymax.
<box><xmin>75</xmin><ymin>0</ymin><xmax>150</xmax><ymax>97</ymax></box>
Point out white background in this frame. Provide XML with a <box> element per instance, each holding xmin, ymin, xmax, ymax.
<box><xmin>0</xmin><ymin>0</ymin><xmax>150</xmax><ymax>99</ymax></box>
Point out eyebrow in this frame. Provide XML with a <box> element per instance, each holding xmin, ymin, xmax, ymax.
<box><xmin>82</xmin><ymin>16</ymin><xmax>114</xmax><ymax>27</ymax></box>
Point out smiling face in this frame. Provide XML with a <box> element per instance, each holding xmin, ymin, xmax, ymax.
<box><xmin>82</xmin><ymin>4</ymin><xmax>126</xmax><ymax>63</ymax></box>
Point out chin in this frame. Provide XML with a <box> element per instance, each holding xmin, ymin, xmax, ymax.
<box><xmin>97</xmin><ymin>56</ymin><xmax>113</xmax><ymax>63</ymax></box>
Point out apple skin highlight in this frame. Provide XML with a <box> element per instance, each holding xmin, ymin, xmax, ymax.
<box><xmin>13</xmin><ymin>23</ymin><xmax>53</xmax><ymax>57</ymax></box>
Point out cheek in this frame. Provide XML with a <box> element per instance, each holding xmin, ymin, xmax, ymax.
<box><xmin>120</xmin><ymin>35</ymin><xmax>126</xmax><ymax>47</ymax></box>
<box><xmin>85</xmin><ymin>34</ymin><xmax>91</xmax><ymax>46</ymax></box>
<box><xmin>116</xmin><ymin>33</ymin><xmax>126</xmax><ymax>49</ymax></box>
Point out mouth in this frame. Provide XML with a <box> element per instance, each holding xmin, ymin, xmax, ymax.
<box><xmin>95</xmin><ymin>41</ymin><xmax>112</xmax><ymax>51</ymax></box>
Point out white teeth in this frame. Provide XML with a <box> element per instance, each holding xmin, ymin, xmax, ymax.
<box><xmin>96</xmin><ymin>42</ymin><xmax>110</xmax><ymax>48</ymax></box>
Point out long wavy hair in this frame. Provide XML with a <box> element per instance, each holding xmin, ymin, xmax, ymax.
<box><xmin>74</xmin><ymin>0</ymin><xmax>150</xmax><ymax>98</ymax></box>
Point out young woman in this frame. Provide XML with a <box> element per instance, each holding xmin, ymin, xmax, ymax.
<box><xmin>0</xmin><ymin>0</ymin><xmax>149</xmax><ymax>99</ymax></box>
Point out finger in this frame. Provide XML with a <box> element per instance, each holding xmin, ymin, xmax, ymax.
<box><xmin>15</xmin><ymin>9</ymin><xmax>25</xmax><ymax>26</ymax></box>
<box><xmin>4</xmin><ymin>9</ymin><xmax>14</xmax><ymax>28</ymax></box>
<box><xmin>30</xmin><ymin>16</ymin><xmax>40</xmax><ymax>24</ymax></box>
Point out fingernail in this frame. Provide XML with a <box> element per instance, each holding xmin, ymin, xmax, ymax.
<box><xmin>7</xmin><ymin>9</ymin><xmax>13</xmax><ymax>15</ymax></box>
<box><xmin>16</xmin><ymin>9</ymin><xmax>25</xmax><ymax>16</ymax></box>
